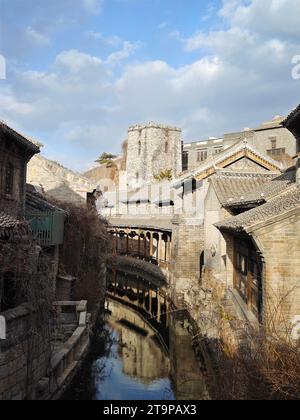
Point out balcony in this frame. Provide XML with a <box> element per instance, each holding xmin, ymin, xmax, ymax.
<box><xmin>267</xmin><ymin>148</ymin><xmax>286</xmax><ymax>157</ymax></box>
<box><xmin>26</xmin><ymin>211</ymin><xmax>66</xmax><ymax>247</ymax></box>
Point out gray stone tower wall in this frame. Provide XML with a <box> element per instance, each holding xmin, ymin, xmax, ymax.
<box><xmin>126</xmin><ymin>123</ymin><xmax>182</xmax><ymax>188</ymax></box>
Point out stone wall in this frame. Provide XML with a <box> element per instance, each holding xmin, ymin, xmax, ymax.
<box><xmin>249</xmin><ymin>126</ymin><xmax>296</xmax><ymax>161</ymax></box>
<box><xmin>250</xmin><ymin>210</ymin><xmax>300</xmax><ymax>335</ymax></box>
<box><xmin>0</xmin><ymin>304</ymin><xmax>51</xmax><ymax>400</ymax></box>
<box><xmin>27</xmin><ymin>155</ymin><xmax>96</xmax><ymax>205</ymax></box>
<box><xmin>0</xmin><ymin>138</ymin><xmax>27</xmax><ymax>216</ymax></box>
<box><xmin>84</xmin><ymin>158</ymin><xmax>124</xmax><ymax>192</ymax></box>
<box><xmin>126</xmin><ymin>123</ymin><xmax>182</xmax><ymax>189</ymax></box>
<box><xmin>170</xmin><ymin>217</ymin><xmax>204</xmax><ymax>307</ymax></box>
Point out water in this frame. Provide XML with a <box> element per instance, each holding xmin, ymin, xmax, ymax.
<box><xmin>62</xmin><ymin>277</ymin><xmax>208</xmax><ymax>401</ymax></box>
<box><xmin>93</xmin><ymin>326</ymin><xmax>175</xmax><ymax>400</ymax></box>
<box><xmin>62</xmin><ymin>297</ymin><xmax>176</xmax><ymax>400</ymax></box>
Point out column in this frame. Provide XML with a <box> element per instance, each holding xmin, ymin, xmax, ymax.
<box><xmin>126</xmin><ymin>230</ymin><xmax>129</xmax><ymax>255</ymax></box>
<box><xmin>157</xmin><ymin>291</ymin><xmax>161</xmax><ymax>323</ymax></box>
<box><xmin>113</xmin><ymin>268</ymin><xmax>117</xmax><ymax>295</ymax></box>
<box><xmin>156</xmin><ymin>234</ymin><xmax>160</xmax><ymax>262</ymax></box>
<box><xmin>165</xmin><ymin>296</ymin><xmax>170</xmax><ymax>328</ymax></box>
<box><xmin>149</xmin><ymin>232</ymin><xmax>154</xmax><ymax>260</ymax></box>
<box><xmin>157</xmin><ymin>233</ymin><xmax>164</xmax><ymax>264</ymax></box>
<box><xmin>166</xmin><ymin>234</ymin><xmax>172</xmax><ymax>265</ymax></box>
<box><xmin>138</xmin><ymin>230</ymin><xmax>141</xmax><ymax>258</ymax></box>
<box><xmin>149</xmin><ymin>289</ymin><xmax>153</xmax><ymax>314</ymax></box>
<box><xmin>143</xmin><ymin>234</ymin><xmax>147</xmax><ymax>259</ymax></box>
<box><xmin>115</xmin><ymin>230</ymin><xmax>119</xmax><ymax>253</ymax></box>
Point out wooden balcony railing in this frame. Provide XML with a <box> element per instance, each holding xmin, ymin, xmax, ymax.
<box><xmin>26</xmin><ymin>211</ymin><xmax>66</xmax><ymax>247</ymax></box>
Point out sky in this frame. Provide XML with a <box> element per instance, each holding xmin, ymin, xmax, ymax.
<box><xmin>0</xmin><ymin>0</ymin><xmax>300</xmax><ymax>172</ymax></box>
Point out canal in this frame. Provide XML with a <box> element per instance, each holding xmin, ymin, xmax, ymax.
<box><xmin>62</xmin><ymin>272</ymin><xmax>207</xmax><ymax>401</ymax></box>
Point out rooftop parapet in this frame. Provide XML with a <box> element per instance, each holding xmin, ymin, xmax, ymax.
<box><xmin>128</xmin><ymin>122</ymin><xmax>182</xmax><ymax>132</ymax></box>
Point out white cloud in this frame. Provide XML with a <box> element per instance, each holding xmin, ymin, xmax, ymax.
<box><xmin>82</xmin><ymin>0</ymin><xmax>103</xmax><ymax>14</ymax></box>
<box><xmin>221</xmin><ymin>0</ymin><xmax>300</xmax><ymax>40</ymax></box>
<box><xmin>86</xmin><ymin>31</ymin><xmax>122</xmax><ymax>47</ymax></box>
<box><xmin>25</xmin><ymin>27</ymin><xmax>50</xmax><ymax>46</ymax></box>
<box><xmin>158</xmin><ymin>22</ymin><xmax>168</xmax><ymax>30</ymax></box>
<box><xmin>105</xmin><ymin>41</ymin><xmax>140</xmax><ymax>66</ymax></box>
<box><xmin>0</xmin><ymin>0</ymin><xmax>300</xmax><ymax>172</ymax></box>
<box><xmin>55</xmin><ymin>50</ymin><xmax>104</xmax><ymax>74</ymax></box>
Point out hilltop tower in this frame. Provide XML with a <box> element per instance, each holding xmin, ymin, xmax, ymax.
<box><xmin>126</xmin><ymin>122</ymin><xmax>182</xmax><ymax>189</ymax></box>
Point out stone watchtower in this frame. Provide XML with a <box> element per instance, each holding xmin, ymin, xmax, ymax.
<box><xmin>126</xmin><ymin>122</ymin><xmax>182</xmax><ymax>189</ymax></box>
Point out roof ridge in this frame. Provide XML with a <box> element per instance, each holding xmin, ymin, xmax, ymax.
<box><xmin>215</xmin><ymin>184</ymin><xmax>300</xmax><ymax>233</ymax></box>
<box><xmin>174</xmin><ymin>139</ymin><xmax>282</xmax><ymax>187</ymax></box>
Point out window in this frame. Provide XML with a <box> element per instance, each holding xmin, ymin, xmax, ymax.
<box><xmin>234</xmin><ymin>239</ymin><xmax>263</xmax><ymax>321</ymax></box>
<box><xmin>165</xmin><ymin>141</ymin><xmax>168</xmax><ymax>153</ymax></box>
<box><xmin>267</xmin><ymin>148</ymin><xmax>285</xmax><ymax>157</ymax></box>
<box><xmin>138</xmin><ymin>141</ymin><xmax>142</xmax><ymax>155</ymax></box>
<box><xmin>5</xmin><ymin>163</ymin><xmax>14</xmax><ymax>195</ymax></box>
<box><xmin>197</xmin><ymin>150</ymin><xmax>208</xmax><ymax>162</ymax></box>
<box><xmin>214</xmin><ymin>147</ymin><xmax>223</xmax><ymax>154</ymax></box>
<box><xmin>0</xmin><ymin>274</ymin><xmax>20</xmax><ymax>311</ymax></box>
<box><xmin>136</xmin><ymin>172</ymin><xmax>139</xmax><ymax>182</ymax></box>
<box><xmin>270</xmin><ymin>137</ymin><xmax>277</xmax><ymax>149</ymax></box>
<box><xmin>182</xmin><ymin>151</ymin><xmax>189</xmax><ymax>171</ymax></box>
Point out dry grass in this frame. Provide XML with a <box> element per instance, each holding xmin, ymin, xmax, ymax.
<box><xmin>58</xmin><ymin>203</ymin><xmax>109</xmax><ymax>309</ymax></box>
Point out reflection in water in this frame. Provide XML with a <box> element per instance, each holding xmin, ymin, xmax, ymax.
<box><xmin>94</xmin><ymin>297</ymin><xmax>175</xmax><ymax>400</ymax></box>
<box><xmin>94</xmin><ymin>325</ymin><xmax>174</xmax><ymax>400</ymax></box>
<box><xmin>62</xmin><ymin>272</ymin><xmax>207</xmax><ymax>401</ymax></box>
<box><xmin>62</xmin><ymin>297</ymin><xmax>175</xmax><ymax>400</ymax></box>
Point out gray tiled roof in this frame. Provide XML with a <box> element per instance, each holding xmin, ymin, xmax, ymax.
<box><xmin>26</xmin><ymin>185</ymin><xmax>65</xmax><ymax>214</ymax></box>
<box><xmin>210</xmin><ymin>172</ymin><xmax>276</xmax><ymax>206</ymax></box>
<box><xmin>107</xmin><ymin>217</ymin><xmax>173</xmax><ymax>232</ymax></box>
<box><xmin>0</xmin><ymin>212</ymin><xmax>27</xmax><ymax>239</ymax></box>
<box><xmin>173</xmin><ymin>139</ymin><xmax>282</xmax><ymax>187</ymax></box>
<box><xmin>223</xmin><ymin>168</ymin><xmax>296</xmax><ymax>207</ymax></box>
<box><xmin>282</xmin><ymin>104</ymin><xmax>300</xmax><ymax>127</ymax></box>
<box><xmin>0</xmin><ymin>121</ymin><xmax>40</xmax><ymax>154</ymax></box>
<box><xmin>215</xmin><ymin>184</ymin><xmax>300</xmax><ymax>232</ymax></box>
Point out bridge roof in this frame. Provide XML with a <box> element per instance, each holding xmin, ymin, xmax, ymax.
<box><xmin>107</xmin><ymin>217</ymin><xmax>173</xmax><ymax>232</ymax></box>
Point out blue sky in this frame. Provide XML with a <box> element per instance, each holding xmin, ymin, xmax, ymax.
<box><xmin>0</xmin><ymin>0</ymin><xmax>300</xmax><ymax>171</ymax></box>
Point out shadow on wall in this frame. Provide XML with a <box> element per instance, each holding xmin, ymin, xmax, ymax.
<box><xmin>47</xmin><ymin>184</ymin><xmax>86</xmax><ymax>205</ymax></box>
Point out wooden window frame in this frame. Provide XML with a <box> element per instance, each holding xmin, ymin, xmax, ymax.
<box><xmin>234</xmin><ymin>239</ymin><xmax>263</xmax><ymax>322</ymax></box>
<box><xmin>5</xmin><ymin>162</ymin><xmax>14</xmax><ymax>196</ymax></box>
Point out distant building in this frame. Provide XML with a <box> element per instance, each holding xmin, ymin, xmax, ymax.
<box><xmin>183</xmin><ymin>116</ymin><xmax>296</xmax><ymax>172</ymax></box>
<box><xmin>213</xmin><ymin>104</ymin><xmax>300</xmax><ymax>336</ymax></box>
<box><xmin>126</xmin><ymin>122</ymin><xmax>182</xmax><ymax>189</ymax></box>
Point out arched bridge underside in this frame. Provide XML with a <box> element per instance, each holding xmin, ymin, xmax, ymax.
<box><xmin>108</xmin><ymin>222</ymin><xmax>172</xmax><ymax>272</ymax></box>
<box><xmin>107</xmin><ymin>267</ymin><xmax>170</xmax><ymax>330</ymax></box>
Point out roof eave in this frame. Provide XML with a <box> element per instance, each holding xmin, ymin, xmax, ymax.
<box><xmin>1</xmin><ymin>123</ymin><xmax>40</xmax><ymax>156</ymax></box>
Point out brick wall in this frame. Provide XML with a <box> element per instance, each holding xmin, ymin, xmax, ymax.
<box><xmin>0</xmin><ymin>304</ymin><xmax>51</xmax><ymax>400</ymax></box>
<box><xmin>0</xmin><ymin>139</ymin><xmax>27</xmax><ymax>217</ymax></box>
<box><xmin>126</xmin><ymin>123</ymin><xmax>182</xmax><ymax>189</ymax></box>
<box><xmin>170</xmin><ymin>219</ymin><xmax>204</xmax><ymax>306</ymax></box>
<box><xmin>251</xmin><ymin>210</ymin><xmax>300</xmax><ymax>335</ymax></box>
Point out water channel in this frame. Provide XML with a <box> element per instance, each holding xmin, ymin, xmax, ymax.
<box><xmin>62</xmin><ymin>272</ymin><xmax>207</xmax><ymax>401</ymax></box>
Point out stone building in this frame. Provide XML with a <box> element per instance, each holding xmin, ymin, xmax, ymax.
<box><xmin>212</xmin><ymin>104</ymin><xmax>300</xmax><ymax>337</ymax></box>
<box><xmin>126</xmin><ymin>122</ymin><xmax>182</xmax><ymax>189</ymax></box>
<box><xmin>204</xmin><ymin>171</ymin><xmax>278</xmax><ymax>281</ymax></box>
<box><xmin>173</xmin><ymin>139</ymin><xmax>282</xmax><ymax>219</ymax></box>
<box><xmin>169</xmin><ymin>140</ymin><xmax>283</xmax><ymax>306</ymax></box>
<box><xmin>0</xmin><ymin>121</ymin><xmax>40</xmax><ymax>216</ymax></box>
<box><xmin>27</xmin><ymin>154</ymin><xmax>96</xmax><ymax>205</ymax></box>
<box><xmin>183</xmin><ymin>116</ymin><xmax>296</xmax><ymax>172</ymax></box>
<box><xmin>0</xmin><ymin>123</ymin><xmax>90</xmax><ymax>400</ymax></box>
